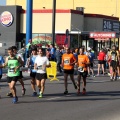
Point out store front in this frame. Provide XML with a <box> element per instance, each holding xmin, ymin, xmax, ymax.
<box><xmin>89</xmin><ymin>32</ymin><xmax>116</xmax><ymax>51</ymax></box>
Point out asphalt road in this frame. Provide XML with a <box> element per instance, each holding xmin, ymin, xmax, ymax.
<box><xmin>0</xmin><ymin>74</ymin><xmax>120</xmax><ymax>120</ymax></box>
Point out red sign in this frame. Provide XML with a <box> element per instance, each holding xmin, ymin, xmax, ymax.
<box><xmin>89</xmin><ymin>32</ymin><xmax>116</xmax><ymax>39</ymax></box>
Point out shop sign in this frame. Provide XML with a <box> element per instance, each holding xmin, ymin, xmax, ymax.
<box><xmin>103</xmin><ymin>19</ymin><xmax>119</xmax><ymax>34</ymax></box>
<box><xmin>89</xmin><ymin>32</ymin><xmax>116</xmax><ymax>38</ymax></box>
<box><xmin>0</xmin><ymin>11</ymin><xmax>13</xmax><ymax>27</ymax></box>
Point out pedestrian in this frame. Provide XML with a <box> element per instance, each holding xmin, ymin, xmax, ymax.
<box><xmin>0</xmin><ymin>55</ymin><xmax>5</xmax><ymax>98</ymax></box>
<box><xmin>77</xmin><ymin>47</ymin><xmax>90</xmax><ymax>95</ymax></box>
<box><xmin>86</xmin><ymin>47</ymin><xmax>95</xmax><ymax>77</ymax></box>
<box><xmin>55</xmin><ymin>47</ymin><xmax>62</xmax><ymax>73</ymax></box>
<box><xmin>27</xmin><ymin>47</ymin><xmax>38</xmax><ymax>96</ymax></box>
<box><xmin>6</xmin><ymin>46</ymin><xmax>26</xmax><ymax>97</ymax></box>
<box><xmin>50</xmin><ymin>44</ymin><xmax>56</xmax><ymax>61</ymax></box>
<box><xmin>61</xmin><ymin>47</ymin><xmax>77</xmax><ymax>94</ymax></box>
<box><xmin>0</xmin><ymin>55</ymin><xmax>5</xmax><ymax>80</ymax></box>
<box><xmin>96</xmin><ymin>49</ymin><xmax>106</xmax><ymax>76</ymax></box>
<box><xmin>108</xmin><ymin>45</ymin><xmax>119</xmax><ymax>81</ymax></box>
<box><xmin>3</xmin><ymin>47</ymin><xmax>23</xmax><ymax>103</ymax></box>
<box><xmin>34</xmin><ymin>48</ymin><xmax>51</xmax><ymax>98</ymax></box>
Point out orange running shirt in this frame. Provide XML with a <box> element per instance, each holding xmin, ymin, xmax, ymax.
<box><xmin>78</xmin><ymin>55</ymin><xmax>90</xmax><ymax>71</ymax></box>
<box><xmin>62</xmin><ymin>53</ymin><xmax>76</xmax><ymax>70</ymax></box>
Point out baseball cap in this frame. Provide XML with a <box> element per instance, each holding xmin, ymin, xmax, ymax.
<box><xmin>88</xmin><ymin>47</ymin><xmax>91</xmax><ymax>51</ymax></box>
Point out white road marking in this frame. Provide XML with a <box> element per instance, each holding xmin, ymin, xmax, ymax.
<box><xmin>89</xmin><ymin>80</ymin><xmax>110</xmax><ymax>83</ymax></box>
<box><xmin>47</xmin><ymin>97</ymin><xmax>61</xmax><ymax>100</ymax></box>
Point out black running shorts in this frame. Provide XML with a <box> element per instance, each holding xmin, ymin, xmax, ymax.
<box><xmin>36</xmin><ymin>73</ymin><xmax>47</xmax><ymax>81</ymax></box>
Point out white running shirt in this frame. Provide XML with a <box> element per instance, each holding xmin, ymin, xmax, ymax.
<box><xmin>35</xmin><ymin>56</ymin><xmax>50</xmax><ymax>73</ymax></box>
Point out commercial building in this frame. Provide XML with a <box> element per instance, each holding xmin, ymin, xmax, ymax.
<box><xmin>6</xmin><ymin>0</ymin><xmax>120</xmax><ymax>18</ymax></box>
<box><xmin>0</xmin><ymin>1</ymin><xmax>119</xmax><ymax>55</ymax></box>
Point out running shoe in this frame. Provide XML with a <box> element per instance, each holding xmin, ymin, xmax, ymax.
<box><xmin>87</xmin><ymin>74</ymin><xmax>90</xmax><ymax>77</ymax></box>
<box><xmin>12</xmin><ymin>96</ymin><xmax>18</xmax><ymax>104</ymax></box>
<box><xmin>110</xmin><ymin>76</ymin><xmax>113</xmax><ymax>81</ymax></box>
<box><xmin>113</xmin><ymin>77</ymin><xmax>117</xmax><ymax>81</ymax></box>
<box><xmin>96</xmin><ymin>74</ymin><xmax>99</xmax><ymax>76</ymax></box>
<box><xmin>108</xmin><ymin>73</ymin><xmax>111</xmax><ymax>76</ymax></box>
<box><xmin>64</xmin><ymin>90</ymin><xmax>68</xmax><ymax>95</ymax></box>
<box><xmin>32</xmin><ymin>92</ymin><xmax>37</xmax><ymax>97</ymax></box>
<box><xmin>6</xmin><ymin>92</ymin><xmax>13</xmax><ymax>97</ymax></box>
<box><xmin>22</xmin><ymin>88</ymin><xmax>26</xmax><ymax>96</ymax></box>
<box><xmin>82</xmin><ymin>88</ymin><xmax>86</xmax><ymax>95</ymax></box>
<box><xmin>92</xmin><ymin>74</ymin><xmax>95</xmax><ymax>77</ymax></box>
<box><xmin>39</xmin><ymin>92</ymin><xmax>43</xmax><ymax>98</ymax></box>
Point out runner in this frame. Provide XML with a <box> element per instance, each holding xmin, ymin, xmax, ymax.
<box><xmin>27</xmin><ymin>47</ymin><xmax>38</xmax><ymax>96</ymax></box>
<box><xmin>34</xmin><ymin>48</ymin><xmax>51</xmax><ymax>98</ymax></box>
<box><xmin>0</xmin><ymin>55</ymin><xmax>5</xmax><ymax>80</ymax></box>
<box><xmin>6</xmin><ymin>46</ymin><xmax>26</xmax><ymax>97</ymax></box>
<box><xmin>61</xmin><ymin>47</ymin><xmax>77</xmax><ymax>95</ymax></box>
<box><xmin>97</xmin><ymin>49</ymin><xmax>106</xmax><ymax>76</ymax></box>
<box><xmin>3</xmin><ymin>47</ymin><xmax>23</xmax><ymax>103</ymax></box>
<box><xmin>0</xmin><ymin>55</ymin><xmax>5</xmax><ymax>98</ymax></box>
<box><xmin>109</xmin><ymin>45</ymin><xmax>119</xmax><ymax>81</ymax></box>
<box><xmin>77</xmin><ymin>47</ymin><xmax>90</xmax><ymax>95</ymax></box>
<box><xmin>85</xmin><ymin>47</ymin><xmax>95</xmax><ymax>77</ymax></box>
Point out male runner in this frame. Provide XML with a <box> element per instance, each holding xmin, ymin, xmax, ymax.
<box><xmin>6</xmin><ymin>46</ymin><xmax>26</xmax><ymax>97</ymax></box>
<box><xmin>27</xmin><ymin>47</ymin><xmax>38</xmax><ymax>96</ymax></box>
<box><xmin>77</xmin><ymin>47</ymin><xmax>90</xmax><ymax>95</ymax></box>
<box><xmin>4</xmin><ymin>47</ymin><xmax>23</xmax><ymax>103</ymax></box>
<box><xmin>62</xmin><ymin>47</ymin><xmax>77</xmax><ymax>94</ymax></box>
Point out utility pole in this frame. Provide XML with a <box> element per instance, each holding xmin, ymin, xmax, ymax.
<box><xmin>52</xmin><ymin>0</ymin><xmax>56</xmax><ymax>46</ymax></box>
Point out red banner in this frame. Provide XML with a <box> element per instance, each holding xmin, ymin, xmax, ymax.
<box><xmin>89</xmin><ymin>32</ymin><xmax>116</xmax><ymax>39</ymax></box>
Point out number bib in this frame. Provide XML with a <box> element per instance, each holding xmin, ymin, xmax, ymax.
<box><xmin>64</xmin><ymin>59</ymin><xmax>70</xmax><ymax>65</ymax></box>
<box><xmin>31</xmin><ymin>65</ymin><xmax>34</xmax><ymax>70</ymax></box>
<box><xmin>78</xmin><ymin>67</ymin><xmax>84</xmax><ymax>72</ymax></box>
<box><xmin>9</xmin><ymin>68</ymin><xmax>15</xmax><ymax>74</ymax></box>
<box><xmin>37</xmin><ymin>65</ymin><xmax>42</xmax><ymax>70</ymax></box>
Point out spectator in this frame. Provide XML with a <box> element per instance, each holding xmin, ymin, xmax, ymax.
<box><xmin>97</xmin><ymin>49</ymin><xmax>106</xmax><ymax>76</ymax></box>
<box><xmin>50</xmin><ymin>44</ymin><xmax>56</xmax><ymax>61</ymax></box>
<box><xmin>55</xmin><ymin>47</ymin><xmax>62</xmax><ymax>73</ymax></box>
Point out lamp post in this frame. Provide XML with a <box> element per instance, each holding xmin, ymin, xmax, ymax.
<box><xmin>78</xmin><ymin>30</ymin><xmax>80</xmax><ymax>48</ymax></box>
<box><xmin>52</xmin><ymin>0</ymin><xmax>56</xmax><ymax>46</ymax></box>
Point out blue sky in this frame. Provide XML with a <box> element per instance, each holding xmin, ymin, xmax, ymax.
<box><xmin>0</xmin><ymin>0</ymin><xmax>6</xmax><ymax>5</ymax></box>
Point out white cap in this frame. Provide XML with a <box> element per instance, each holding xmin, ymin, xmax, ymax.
<box><xmin>88</xmin><ymin>47</ymin><xmax>91</xmax><ymax>51</ymax></box>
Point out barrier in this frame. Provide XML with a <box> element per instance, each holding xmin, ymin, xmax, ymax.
<box><xmin>46</xmin><ymin>61</ymin><xmax>59</xmax><ymax>81</ymax></box>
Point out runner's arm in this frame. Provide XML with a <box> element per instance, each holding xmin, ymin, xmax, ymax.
<box><xmin>3</xmin><ymin>57</ymin><xmax>8</xmax><ymax>68</ymax></box>
<box><xmin>17</xmin><ymin>56</ymin><xmax>24</xmax><ymax>69</ymax></box>
<box><xmin>70</xmin><ymin>55</ymin><xmax>77</xmax><ymax>65</ymax></box>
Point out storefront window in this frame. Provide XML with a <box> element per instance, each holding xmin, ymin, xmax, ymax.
<box><xmin>32</xmin><ymin>33</ymin><xmax>52</xmax><ymax>48</ymax></box>
<box><xmin>70</xmin><ymin>34</ymin><xmax>78</xmax><ymax>48</ymax></box>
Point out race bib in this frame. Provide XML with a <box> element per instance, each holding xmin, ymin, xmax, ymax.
<box><xmin>64</xmin><ymin>59</ymin><xmax>70</xmax><ymax>65</ymax></box>
<box><xmin>31</xmin><ymin>65</ymin><xmax>34</xmax><ymax>69</ymax></box>
<box><xmin>111</xmin><ymin>54</ymin><xmax>115</xmax><ymax>60</ymax></box>
<box><xmin>37</xmin><ymin>65</ymin><xmax>42</xmax><ymax>70</ymax></box>
<box><xmin>9</xmin><ymin>68</ymin><xmax>15</xmax><ymax>73</ymax></box>
<box><xmin>78</xmin><ymin>67</ymin><xmax>84</xmax><ymax>72</ymax></box>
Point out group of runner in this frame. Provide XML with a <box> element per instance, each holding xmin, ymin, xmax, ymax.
<box><xmin>0</xmin><ymin>44</ymin><xmax>120</xmax><ymax>104</ymax></box>
<box><xmin>97</xmin><ymin>45</ymin><xmax>120</xmax><ymax>81</ymax></box>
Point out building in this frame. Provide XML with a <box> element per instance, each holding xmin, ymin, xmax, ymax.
<box><xmin>0</xmin><ymin>0</ymin><xmax>119</xmax><ymax>55</ymax></box>
<box><xmin>6</xmin><ymin>0</ymin><xmax>120</xmax><ymax>18</ymax></box>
